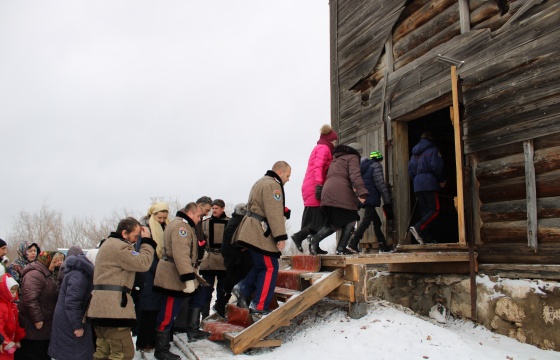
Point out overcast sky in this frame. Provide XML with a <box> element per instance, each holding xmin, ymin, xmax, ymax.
<box><xmin>0</xmin><ymin>1</ymin><xmax>331</xmax><ymax>239</ymax></box>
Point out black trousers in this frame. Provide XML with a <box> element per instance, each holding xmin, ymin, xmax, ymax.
<box><xmin>353</xmin><ymin>205</ymin><xmax>385</xmax><ymax>243</ymax></box>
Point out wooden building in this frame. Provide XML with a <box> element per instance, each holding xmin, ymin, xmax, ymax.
<box><xmin>330</xmin><ymin>0</ymin><xmax>560</xmax><ymax>269</ymax></box>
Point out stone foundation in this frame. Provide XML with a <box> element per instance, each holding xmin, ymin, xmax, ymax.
<box><xmin>367</xmin><ymin>268</ymin><xmax>560</xmax><ymax>351</ymax></box>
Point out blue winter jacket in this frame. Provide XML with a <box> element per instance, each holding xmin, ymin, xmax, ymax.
<box><xmin>408</xmin><ymin>138</ymin><xmax>445</xmax><ymax>192</ymax></box>
<box><xmin>360</xmin><ymin>158</ymin><xmax>391</xmax><ymax>207</ymax></box>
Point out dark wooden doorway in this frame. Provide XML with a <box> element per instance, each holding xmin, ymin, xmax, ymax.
<box><xmin>407</xmin><ymin>108</ymin><xmax>459</xmax><ymax>244</ymax></box>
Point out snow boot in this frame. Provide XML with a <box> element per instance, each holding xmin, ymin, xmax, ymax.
<box><xmin>154</xmin><ymin>329</ymin><xmax>180</xmax><ymax>360</ymax></box>
<box><xmin>186</xmin><ymin>307</ymin><xmax>211</xmax><ymax>342</ymax></box>
<box><xmin>309</xmin><ymin>225</ymin><xmax>335</xmax><ymax>255</ymax></box>
<box><xmin>232</xmin><ymin>283</ymin><xmax>250</xmax><ymax>309</ymax></box>
<box><xmin>213</xmin><ymin>291</ymin><xmax>231</xmax><ymax>319</ymax></box>
<box><xmin>336</xmin><ymin>223</ymin><xmax>354</xmax><ymax>255</ymax></box>
<box><xmin>378</xmin><ymin>241</ymin><xmax>390</xmax><ymax>252</ymax></box>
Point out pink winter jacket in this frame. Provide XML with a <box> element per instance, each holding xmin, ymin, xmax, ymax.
<box><xmin>301</xmin><ymin>143</ymin><xmax>333</xmax><ymax>207</ymax></box>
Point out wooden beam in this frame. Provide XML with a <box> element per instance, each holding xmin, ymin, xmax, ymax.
<box><xmin>459</xmin><ymin>0</ymin><xmax>471</xmax><ymax>33</ymax></box>
<box><xmin>389</xmin><ymin>261</ymin><xmax>474</xmax><ymax>274</ymax></box>
<box><xmin>478</xmin><ymin>264</ymin><xmax>560</xmax><ymax>280</ymax></box>
<box><xmin>250</xmin><ymin>339</ymin><xmax>282</xmax><ymax>348</ymax></box>
<box><xmin>229</xmin><ymin>269</ymin><xmax>345</xmax><ymax>354</ymax></box>
<box><xmin>328</xmin><ymin>283</ymin><xmax>355</xmax><ymax>302</ymax></box>
<box><xmin>322</xmin><ymin>252</ymin><xmax>473</xmax><ymax>266</ymax></box>
<box><xmin>451</xmin><ymin>66</ymin><xmax>466</xmax><ymax>245</ymax></box>
<box><xmin>524</xmin><ymin>140</ymin><xmax>538</xmax><ymax>251</ymax></box>
<box><xmin>330</xmin><ymin>0</ymin><xmax>339</xmax><ymax>129</ymax></box>
<box><xmin>494</xmin><ymin>0</ymin><xmax>544</xmax><ymax>35</ymax></box>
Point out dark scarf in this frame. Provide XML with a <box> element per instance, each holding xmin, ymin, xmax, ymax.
<box><xmin>317</xmin><ymin>138</ymin><xmax>335</xmax><ymax>153</ymax></box>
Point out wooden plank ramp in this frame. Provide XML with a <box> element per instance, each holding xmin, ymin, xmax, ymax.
<box><xmin>226</xmin><ymin>268</ymin><xmax>345</xmax><ymax>355</ymax></box>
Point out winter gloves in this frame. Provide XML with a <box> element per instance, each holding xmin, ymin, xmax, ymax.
<box><xmin>183</xmin><ymin>280</ymin><xmax>196</xmax><ymax>293</ymax></box>
<box><xmin>315</xmin><ymin>185</ymin><xmax>323</xmax><ymax>200</ymax></box>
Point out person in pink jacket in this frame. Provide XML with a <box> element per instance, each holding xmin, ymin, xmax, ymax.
<box><xmin>291</xmin><ymin>124</ymin><xmax>338</xmax><ymax>254</ymax></box>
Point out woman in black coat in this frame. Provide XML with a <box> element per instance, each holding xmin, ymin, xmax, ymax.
<box><xmin>47</xmin><ymin>255</ymin><xmax>94</xmax><ymax>360</ymax></box>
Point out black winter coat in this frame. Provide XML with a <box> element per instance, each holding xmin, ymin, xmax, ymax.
<box><xmin>48</xmin><ymin>255</ymin><xmax>94</xmax><ymax>360</ymax></box>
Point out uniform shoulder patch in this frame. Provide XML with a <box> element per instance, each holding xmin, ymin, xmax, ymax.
<box><xmin>179</xmin><ymin>227</ymin><xmax>188</xmax><ymax>237</ymax></box>
<box><xmin>131</xmin><ymin>250</ymin><xmax>139</xmax><ymax>256</ymax></box>
<box><xmin>273</xmin><ymin>189</ymin><xmax>282</xmax><ymax>201</ymax></box>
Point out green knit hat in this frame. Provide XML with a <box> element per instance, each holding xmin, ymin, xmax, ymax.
<box><xmin>369</xmin><ymin>151</ymin><xmax>383</xmax><ymax>161</ymax></box>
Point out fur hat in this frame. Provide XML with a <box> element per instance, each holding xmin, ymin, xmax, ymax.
<box><xmin>319</xmin><ymin>124</ymin><xmax>338</xmax><ymax>142</ymax></box>
<box><xmin>346</xmin><ymin>142</ymin><xmax>363</xmax><ymax>154</ymax></box>
<box><xmin>234</xmin><ymin>203</ymin><xmax>247</xmax><ymax>216</ymax></box>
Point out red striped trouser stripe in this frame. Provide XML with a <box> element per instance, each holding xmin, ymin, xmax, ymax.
<box><xmin>257</xmin><ymin>255</ymin><xmax>274</xmax><ymax>310</ymax></box>
<box><xmin>419</xmin><ymin>192</ymin><xmax>440</xmax><ymax>231</ymax></box>
<box><xmin>157</xmin><ymin>296</ymin><xmax>175</xmax><ymax>331</ymax></box>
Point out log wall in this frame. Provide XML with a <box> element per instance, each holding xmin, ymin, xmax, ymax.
<box><xmin>331</xmin><ymin>0</ymin><xmax>560</xmax><ymax>265</ymax></box>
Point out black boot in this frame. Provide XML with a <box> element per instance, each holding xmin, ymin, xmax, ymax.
<box><xmin>346</xmin><ymin>236</ymin><xmax>361</xmax><ymax>254</ymax></box>
<box><xmin>336</xmin><ymin>223</ymin><xmax>354</xmax><ymax>255</ymax></box>
<box><xmin>291</xmin><ymin>228</ymin><xmax>310</xmax><ymax>252</ymax></box>
<box><xmin>213</xmin><ymin>291</ymin><xmax>231</xmax><ymax>319</ymax></box>
<box><xmin>186</xmin><ymin>308</ymin><xmax>211</xmax><ymax>342</ymax></box>
<box><xmin>154</xmin><ymin>329</ymin><xmax>180</xmax><ymax>360</ymax></box>
<box><xmin>309</xmin><ymin>226</ymin><xmax>335</xmax><ymax>255</ymax></box>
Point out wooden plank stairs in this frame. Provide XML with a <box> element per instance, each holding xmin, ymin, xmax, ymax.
<box><xmin>196</xmin><ymin>249</ymin><xmax>475</xmax><ymax>355</ymax></box>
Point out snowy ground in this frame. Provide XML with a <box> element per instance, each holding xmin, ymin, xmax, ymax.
<box><xmin>133</xmin><ymin>298</ymin><xmax>558</xmax><ymax>360</ymax></box>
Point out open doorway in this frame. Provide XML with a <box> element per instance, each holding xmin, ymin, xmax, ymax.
<box><xmin>407</xmin><ymin>107</ymin><xmax>459</xmax><ymax>244</ymax></box>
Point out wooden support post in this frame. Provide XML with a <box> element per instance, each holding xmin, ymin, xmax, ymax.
<box><xmin>348</xmin><ymin>265</ymin><xmax>367</xmax><ymax>319</ymax></box>
<box><xmin>451</xmin><ymin>66</ymin><xmax>466</xmax><ymax>245</ymax></box>
<box><xmin>524</xmin><ymin>140</ymin><xmax>538</xmax><ymax>251</ymax></box>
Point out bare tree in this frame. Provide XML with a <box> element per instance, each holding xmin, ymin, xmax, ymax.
<box><xmin>9</xmin><ymin>202</ymin><xmax>64</xmax><ymax>253</ymax></box>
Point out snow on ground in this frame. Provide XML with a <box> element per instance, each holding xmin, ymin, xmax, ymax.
<box><xmin>134</xmin><ymin>298</ymin><xmax>558</xmax><ymax>360</ymax></box>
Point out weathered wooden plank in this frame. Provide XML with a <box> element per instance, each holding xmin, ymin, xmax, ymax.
<box><xmin>470</xmin><ymin>1</ymin><xmax>501</xmax><ymax>26</ymax></box>
<box><xmin>464</xmin><ymin>101</ymin><xmax>560</xmax><ymax>154</ymax></box>
<box><xmin>393</xmin><ymin>3</ymin><xmax>460</xmax><ymax>59</ymax></box>
<box><xmin>477</xmin><ymin>243</ymin><xmax>560</xmax><ymax>264</ymax></box>
<box><xmin>321</xmin><ymin>252</ymin><xmax>472</xmax><ymax>267</ymax></box>
<box><xmin>480</xmin><ymin>197</ymin><xmax>560</xmax><ymax>222</ymax></box>
<box><xmin>472</xmin><ymin>12</ymin><xmax>512</xmax><ymax>31</ymax></box>
<box><xmin>330</xmin><ymin>0</ymin><xmax>339</xmax><ymax>127</ymax></box>
<box><xmin>327</xmin><ymin>283</ymin><xmax>355</xmax><ymax>302</ymax></box>
<box><xmin>476</xmin><ymin>145</ymin><xmax>560</xmax><ymax>181</ymax></box>
<box><xmin>459</xmin><ymin>0</ymin><xmax>471</xmax><ymax>33</ymax></box>
<box><xmin>481</xmin><ymin>218</ymin><xmax>560</xmax><ymax>244</ymax></box>
<box><xmin>389</xmin><ymin>262</ymin><xmax>473</xmax><ymax>274</ymax></box>
<box><xmin>338</xmin><ymin>10</ymin><xmax>405</xmax><ymax>89</ymax></box>
<box><xmin>395</xmin><ymin>243</ymin><xmax>470</xmax><ymax>252</ymax></box>
<box><xmin>479</xmin><ymin>169</ymin><xmax>560</xmax><ymax>203</ymax></box>
<box><xmin>478</xmin><ymin>264</ymin><xmax>560</xmax><ymax>280</ymax></box>
<box><xmin>524</xmin><ymin>140</ymin><xmax>538</xmax><ymax>251</ymax></box>
<box><xmin>250</xmin><ymin>339</ymin><xmax>282</xmax><ymax>348</ymax></box>
<box><xmin>451</xmin><ymin>65</ymin><xmax>466</xmax><ymax>246</ymax></box>
<box><xmin>229</xmin><ymin>269</ymin><xmax>345</xmax><ymax>354</ymax></box>
<box><xmin>392</xmin><ymin>0</ymin><xmax>457</xmax><ymax>44</ymax></box>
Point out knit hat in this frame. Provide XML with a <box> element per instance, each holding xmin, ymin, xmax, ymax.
<box><xmin>319</xmin><ymin>124</ymin><xmax>338</xmax><ymax>142</ymax></box>
<box><xmin>6</xmin><ymin>276</ymin><xmax>18</xmax><ymax>291</ymax></box>
<box><xmin>67</xmin><ymin>245</ymin><xmax>84</xmax><ymax>257</ymax></box>
<box><xmin>0</xmin><ymin>238</ymin><xmax>6</xmax><ymax>248</ymax></box>
<box><xmin>347</xmin><ymin>142</ymin><xmax>363</xmax><ymax>154</ymax></box>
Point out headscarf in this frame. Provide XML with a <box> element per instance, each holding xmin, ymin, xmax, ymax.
<box><xmin>85</xmin><ymin>249</ymin><xmax>99</xmax><ymax>266</ymax></box>
<box><xmin>148</xmin><ymin>202</ymin><xmax>170</xmax><ymax>259</ymax></box>
<box><xmin>36</xmin><ymin>251</ymin><xmax>55</xmax><ymax>270</ymax></box>
<box><xmin>67</xmin><ymin>245</ymin><xmax>84</xmax><ymax>257</ymax></box>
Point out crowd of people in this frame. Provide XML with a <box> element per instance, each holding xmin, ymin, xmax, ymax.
<box><xmin>0</xmin><ymin>126</ymin><xmax>444</xmax><ymax>360</ymax></box>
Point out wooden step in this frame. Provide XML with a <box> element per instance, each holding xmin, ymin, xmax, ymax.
<box><xmin>229</xmin><ymin>268</ymin><xmax>345</xmax><ymax>354</ymax></box>
<box><xmin>274</xmin><ymin>286</ymin><xmax>302</xmax><ymax>302</ymax></box>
